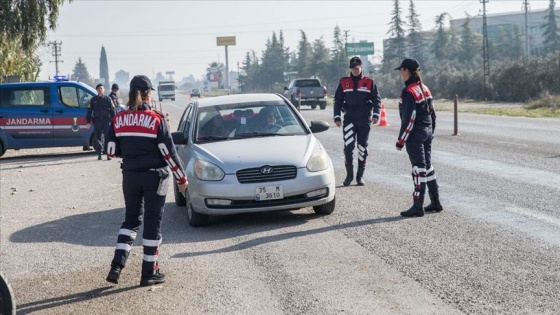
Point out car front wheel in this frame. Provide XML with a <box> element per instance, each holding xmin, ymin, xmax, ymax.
<box><xmin>186</xmin><ymin>190</ymin><xmax>209</xmax><ymax>227</ymax></box>
<box><xmin>313</xmin><ymin>197</ymin><xmax>335</xmax><ymax>215</ymax></box>
<box><xmin>174</xmin><ymin>182</ymin><xmax>186</xmax><ymax>206</ymax></box>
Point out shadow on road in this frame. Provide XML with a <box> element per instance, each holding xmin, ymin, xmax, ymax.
<box><xmin>172</xmin><ymin>215</ymin><xmax>404</xmax><ymax>259</ymax></box>
<box><xmin>15</xmin><ymin>286</ymin><xmax>137</xmax><ymax>314</ymax></box>
<box><xmin>0</xmin><ymin>151</ymin><xmax>97</xmax><ymax>170</ymax></box>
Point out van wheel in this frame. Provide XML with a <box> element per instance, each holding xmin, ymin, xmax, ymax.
<box><xmin>313</xmin><ymin>197</ymin><xmax>336</xmax><ymax>215</ymax></box>
<box><xmin>171</xmin><ymin>98</ymin><xmax>175</xmax><ymax>101</ymax></box>
<box><xmin>311</xmin><ymin>104</ymin><xmax>317</xmax><ymax>110</ymax></box>
<box><xmin>159</xmin><ymin>98</ymin><xmax>163</xmax><ymax>102</ymax></box>
<box><xmin>0</xmin><ymin>141</ymin><xmax>6</xmax><ymax>157</ymax></box>
<box><xmin>320</xmin><ymin>103</ymin><xmax>327</xmax><ymax>110</ymax></box>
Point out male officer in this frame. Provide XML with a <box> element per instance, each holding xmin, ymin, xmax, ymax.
<box><xmin>86</xmin><ymin>83</ymin><xmax>115</xmax><ymax>160</ymax></box>
<box><xmin>108</xmin><ymin>83</ymin><xmax>126</xmax><ymax>113</ymax></box>
<box><xmin>333</xmin><ymin>56</ymin><xmax>381</xmax><ymax>186</ymax></box>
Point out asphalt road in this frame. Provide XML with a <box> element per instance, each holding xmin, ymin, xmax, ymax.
<box><xmin>0</xmin><ymin>92</ymin><xmax>559</xmax><ymax>314</ymax></box>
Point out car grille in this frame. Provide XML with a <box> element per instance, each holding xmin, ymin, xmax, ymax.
<box><xmin>236</xmin><ymin>165</ymin><xmax>297</xmax><ymax>183</ymax></box>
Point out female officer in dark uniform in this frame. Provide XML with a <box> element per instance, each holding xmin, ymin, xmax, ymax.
<box><xmin>395</xmin><ymin>58</ymin><xmax>443</xmax><ymax>217</ymax></box>
<box><xmin>104</xmin><ymin>75</ymin><xmax>188</xmax><ymax>286</ymax></box>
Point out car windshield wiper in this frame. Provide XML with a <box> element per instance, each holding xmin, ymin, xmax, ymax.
<box><xmin>231</xmin><ymin>132</ymin><xmax>287</xmax><ymax>139</ymax></box>
<box><xmin>197</xmin><ymin>136</ymin><xmax>229</xmax><ymax>142</ymax></box>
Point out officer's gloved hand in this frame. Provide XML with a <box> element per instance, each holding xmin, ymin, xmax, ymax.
<box><xmin>395</xmin><ymin>141</ymin><xmax>404</xmax><ymax>151</ymax></box>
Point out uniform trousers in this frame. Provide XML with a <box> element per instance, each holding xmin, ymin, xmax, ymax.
<box><xmin>111</xmin><ymin>169</ymin><xmax>166</xmax><ymax>276</ymax></box>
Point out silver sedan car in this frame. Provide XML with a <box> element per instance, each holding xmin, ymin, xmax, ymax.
<box><xmin>171</xmin><ymin>93</ymin><xmax>336</xmax><ymax>226</ymax></box>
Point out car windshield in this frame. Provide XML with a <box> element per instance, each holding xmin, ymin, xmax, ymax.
<box><xmin>194</xmin><ymin>99</ymin><xmax>307</xmax><ymax>143</ymax></box>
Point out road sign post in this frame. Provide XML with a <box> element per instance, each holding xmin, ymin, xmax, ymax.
<box><xmin>217</xmin><ymin>36</ymin><xmax>236</xmax><ymax>92</ymax></box>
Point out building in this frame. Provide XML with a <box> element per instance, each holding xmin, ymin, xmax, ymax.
<box><xmin>450</xmin><ymin>8</ymin><xmax>560</xmax><ymax>57</ymax></box>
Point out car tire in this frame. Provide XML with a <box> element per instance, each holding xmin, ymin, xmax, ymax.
<box><xmin>0</xmin><ymin>272</ymin><xmax>15</xmax><ymax>315</ymax></box>
<box><xmin>320</xmin><ymin>103</ymin><xmax>327</xmax><ymax>110</ymax></box>
<box><xmin>159</xmin><ymin>98</ymin><xmax>162</xmax><ymax>102</ymax></box>
<box><xmin>186</xmin><ymin>190</ymin><xmax>209</xmax><ymax>227</ymax></box>
<box><xmin>171</xmin><ymin>98</ymin><xmax>175</xmax><ymax>101</ymax></box>
<box><xmin>0</xmin><ymin>141</ymin><xmax>6</xmax><ymax>157</ymax></box>
<box><xmin>311</xmin><ymin>104</ymin><xmax>317</xmax><ymax>110</ymax></box>
<box><xmin>174</xmin><ymin>182</ymin><xmax>186</xmax><ymax>206</ymax></box>
<box><xmin>313</xmin><ymin>197</ymin><xmax>336</xmax><ymax>215</ymax></box>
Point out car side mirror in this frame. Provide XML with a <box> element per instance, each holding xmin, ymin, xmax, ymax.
<box><xmin>309</xmin><ymin>120</ymin><xmax>330</xmax><ymax>133</ymax></box>
<box><xmin>283</xmin><ymin>86</ymin><xmax>288</xmax><ymax>91</ymax></box>
<box><xmin>172</xmin><ymin>131</ymin><xmax>188</xmax><ymax>145</ymax></box>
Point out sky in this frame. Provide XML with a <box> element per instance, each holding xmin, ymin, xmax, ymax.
<box><xmin>38</xmin><ymin>0</ymin><xmax>553</xmax><ymax>83</ymax></box>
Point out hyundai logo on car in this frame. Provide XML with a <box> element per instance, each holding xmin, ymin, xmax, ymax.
<box><xmin>260</xmin><ymin>166</ymin><xmax>274</xmax><ymax>174</ymax></box>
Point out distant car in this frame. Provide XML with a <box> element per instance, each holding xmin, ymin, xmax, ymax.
<box><xmin>171</xmin><ymin>93</ymin><xmax>336</xmax><ymax>226</ymax></box>
<box><xmin>190</xmin><ymin>88</ymin><xmax>201</xmax><ymax>98</ymax></box>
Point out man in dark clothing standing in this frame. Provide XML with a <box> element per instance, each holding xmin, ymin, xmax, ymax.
<box><xmin>333</xmin><ymin>56</ymin><xmax>381</xmax><ymax>186</ymax></box>
<box><xmin>108</xmin><ymin>83</ymin><xmax>125</xmax><ymax>113</ymax></box>
<box><xmin>87</xmin><ymin>83</ymin><xmax>116</xmax><ymax>160</ymax></box>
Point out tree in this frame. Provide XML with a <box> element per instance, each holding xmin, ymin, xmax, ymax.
<box><xmin>72</xmin><ymin>58</ymin><xmax>93</xmax><ymax>87</ymax></box>
<box><xmin>1</xmin><ymin>0</ymin><xmax>70</xmax><ymax>81</ymax></box>
<box><xmin>459</xmin><ymin>16</ymin><xmax>480</xmax><ymax>64</ymax></box>
<box><xmin>329</xmin><ymin>25</ymin><xmax>347</xmax><ymax>87</ymax></box>
<box><xmin>541</xmin><ymin>0</ymin><xmax>560</xmax><ymax>56</ymax></box>
<box><xmin>259</xmin><ymin>31</ymin><xmax>286</xmax><ymax>90</ymax></box>
<box><xmin>0</xmin><ymin>0</ymin><xmax>71</xmax><ymax>55</ymax></box>
<box><xmin>432</xmin><ymin>13</ymin><xmax>450</xmax><ymax>60</ymax></box>
<box><xmin>407</xmin><ymin>0</ymin><xmax>424</xmax><ymax>63</ymax></box>
<box><xmin>0</xmin><ymin>34</ymin><xmax>42</xmax><ymax>82</ymax></box>
<box><xmin>383</xmin><ymin>0</ymin><xmax>406</xmax><ymax>64</ymax></box>
<box><xmin>296</xmin><ymin>30</ymin><xmax>312</xmax><ymax>78</ymax></box>
<box><xmin>99</xmin><ymin>46</ymin><xmax>109</xmax><ymax>88</ymax></box>
<box><xmin>309</xmin><ymin>37</ymin><xmax>330</xmax><ymax>83</ymax></box>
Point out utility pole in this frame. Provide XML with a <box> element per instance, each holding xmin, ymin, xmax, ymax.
<box><xmin>49</xmin><ymin>41</ymin><xmax>63</xmax><ymax>76</ymax></box>
<box><xmin>523</xmin><ymin>0</ymin><xmax>530</xmax><ymax>57</ymax></box>
<box><xmin>343</xmin><ymin>30</ymin><xmax>350</xmax><ymax>59</ymax></box>
<box><xmin>481</xmin><ymin>0</ymin><xmax>490</xmax><ymax>100</ymax></box>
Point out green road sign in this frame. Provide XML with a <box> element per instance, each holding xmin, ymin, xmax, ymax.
<box><xmin>346</xmin><ymin>42</ymin><xmax>374</xmax><ymax>55</ymax></box>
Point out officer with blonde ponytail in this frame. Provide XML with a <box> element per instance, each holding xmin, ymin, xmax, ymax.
<box><xmin>395</xmin><ymin>58</ymin><xmax>443</xmax><ymax>217</ymax></box>
<box><xmin>104</xmin><ymin>75</ymin><xmax>188</xmax><ymax>286</ymax></box>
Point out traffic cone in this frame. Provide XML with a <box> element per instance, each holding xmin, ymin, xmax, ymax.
<box><xmin>378</xmin><ymin>103</ymin><xmax>389</xmax><ymax>127</ymax></box>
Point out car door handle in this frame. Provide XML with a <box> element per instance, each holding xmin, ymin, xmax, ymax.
<box><xmin>40</xmin><ymin>109</ymin><xmax>49</xmax><ymax>113</ymax></box>
<box><xmin>54</xmin><ymin>110</ymin><xmax>64</xmax><ymax>113</ymax></box>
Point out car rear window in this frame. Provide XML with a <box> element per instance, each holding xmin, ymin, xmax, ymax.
<box><xmin>294</xmin><ymin>80</ymin><xmax>321</xmax><ymax>88</ymax></box>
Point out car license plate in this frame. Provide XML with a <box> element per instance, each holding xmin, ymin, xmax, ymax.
<box><xmin>307</xmin><ymin>98</ymin><xmax>317</xmax><ymax>101</ymax></box>
<box><xmin>255</xmin><ymin>185</ymin><xmax>283</xmax><ymax>201</ymax></box>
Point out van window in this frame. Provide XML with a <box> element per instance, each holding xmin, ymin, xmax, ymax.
<box><xmin>59</xmin><ymin>86</ymin><xmax>92</xmax><ymax>108</ymax></box>
<box><xmin>1</xmin><ymin>87</ymin><xmax>49</xmax><ymax>107</ymax></box>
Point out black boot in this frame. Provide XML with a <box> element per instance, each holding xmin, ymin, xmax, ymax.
<box><xmin>400</xmin><ymin>199</ymin><xmax>425</xmax><ymax>217</ymax></box>
<box><xmin>106</xmin><ymin>264</ymin><xmax>122</xmax><ymax>284</ymax></box>
<box><xmin>424</xmin><ymin>190</ymin><xmax>443</xmax><ymax>212</ymax></box>
<box><xmin>140</xmin><ymin>269</ymin><xmax>166</xmax><ymax>287</ymax></box>
<box><xmin>343</xmin><ymin>164</ymin><xmax>353</xmax><ymax>186</ymax></box>
<box><xmin>356</xmin><ymin>163</ymin><xmax>365</xmax><ymax>186</ymax></box>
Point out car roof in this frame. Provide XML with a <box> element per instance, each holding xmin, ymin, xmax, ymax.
<box><xmin>196</xmin><ymin>93</ymin><xmax>285</xmax><ymax>108</ymax></box>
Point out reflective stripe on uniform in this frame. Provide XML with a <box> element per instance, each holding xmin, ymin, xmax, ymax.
<box><xmin>119</xmin><ymin>228</ymin><xmax>137</xmax><ymax>239</ymax></box>
<box><xmin>143</xmin><ymin>238</ymin><xmax>162</xmax><ymax>247</ymax></box>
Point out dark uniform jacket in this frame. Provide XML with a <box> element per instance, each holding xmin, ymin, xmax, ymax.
<box><xmin>396</xmin><ymin>77</ymin><xmax>436</xmax><ymax>147</ymax></box>
<box><xmin>333</xmin><ymin>74</ymin><xmax>381</xmax><ymax>122</ymax></box>
<box><xmin>87</xmin><ymin>95</ymin><xmax>115</xmax><ymax>123</ymax></box>
<box><xmin>105</xmin><ymin>106</ymin><xmax>187</xmax><ymax>185</ymax></box>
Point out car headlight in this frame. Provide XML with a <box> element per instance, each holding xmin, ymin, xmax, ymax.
<box><xmin>194</xmin><ymin>159</ymin><xmax>225</xmax><ymax>181</ymax></box>
<box><xmin>306</xmin><ymin>148</ymin><xmax>329</xmax><ymax>172</ymax></box>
